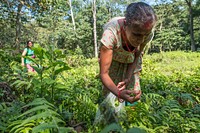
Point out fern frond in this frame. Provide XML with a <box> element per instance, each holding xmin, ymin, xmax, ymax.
<box><xmin>170</xmin><ymin>108</ymin><xmax>184</xmax><ymax>113</ymax></box>
<box><xmin>100</xmin><ymin>123</ymin><xmax>123</xmax><ymax>133</ymax></box>
<box><xmin>10</xmin><ymin>111</ymin><xmax>59</xmax><ymax>132</ymax></box>
<box><xmin>11</xmin><ymin>80</ymin><xmax>29</xmax><ymax>88</ymax></box>
<box><xmin>127</xmin><ymin>127</ymin><xmax>146</xmax><ymax>133</ymax></box>
<box><xmin>0</xmin><ymin>102</ymin><xmax>8</xmax><ymax>110</ymax></box>
<box><xmin>51</xmin><ymin>116</ymin><xmax>66</xmax><ymax>125</ymax></box>
<box><xmin>20</xmin><ymin>111</ymin><xmax>59</xmax><ymax>126</ymax></box>
<box><xmin>22</xmin><ymin>98</ymin><xmax>54</xmax><ymax>108</ymax></box>
<box><xmin>18</xmin><ymin>105</ymin><xmax>52</xmax><ymax>118</ymax></box>
<box><xmin>14</xmin><ymin>126</ymin><xmax>28</xmax><ymax>133</ymax></box>
<box><xmin>8</xmin><ymin>120</ymin><xmax>23</xmax><ymax>130</ymax></box>
<box><xmin>57</xmin><ymin>127</ymin><xmax>76</xmax><ymax>133</ymax></box>
<box><xmin>8</xmin><ymin>98</ymin><xmax>69</xmax><ymax>133</ymax></box>
<box><xmin>32</xmin><ymin>123</ymin><xmax>57</xmax><ymax>132</ymax></box>
<box><xmin>32</xmin><ymin>123</ymin><xmax>75</xmax><ymax>133</ymax></box>
<box><xmin>154</xmin><ymin>125</ymin><xmax>169</xmax><ymax>132</ymax></box>
<box><xmin>9</xmin><ymin>121</ymin><xmax>33</xmax><ymax>133</ymax></box>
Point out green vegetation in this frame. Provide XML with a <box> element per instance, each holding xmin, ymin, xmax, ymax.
<box><xmin>0</xmin><ymin>47</ymin><xmax>199</xmax><ymax>132</ymax></box>
<box><xmin>1</xmin><ymin>0</ymin><xmax>200</xmax><ymax>132</ymax></box>
<box><xmin>0</xmin><ymin>0</ymin><xmax>200</xmax><ymax>56</ymax></box>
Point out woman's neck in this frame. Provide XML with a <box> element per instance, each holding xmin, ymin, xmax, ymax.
<box><xmin>118</xmin><ymin>19</ymin><xmax>135</xmax><ymax>52</ymax></box>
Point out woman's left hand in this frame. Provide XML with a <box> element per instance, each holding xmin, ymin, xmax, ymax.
<box><xmin>117</xmin><ymin>81</ymin><xmax>126</xmax><ymax>88</ymax></box>
<box><xmin>117</xmin><ymin>79</ymin><xmax>130</xmax><ymax>88</ymax></box>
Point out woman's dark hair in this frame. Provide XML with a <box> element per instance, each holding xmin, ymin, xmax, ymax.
<box><xmin>26</xmin><ymin>40</ymin><xmax>33</xmax><ymax>48</ymax></box>
<box><xmin>125</xmin><ymin>2</ymin><xmax>157</xmax><ymax>28</ymax></box>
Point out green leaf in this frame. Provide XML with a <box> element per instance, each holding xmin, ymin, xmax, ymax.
<box><xmin>57</xmin><ymin>127</ymin><xmax>76</xmax><ymax>133</ymax></box>
<box><xmin>100</xmin><ymin>123</ymin><xmax>122</xmax><ymax>133</ymax></box>
<box><xmin>54</xmin><ymin>65</ymin><xmax>70</xmax><ymax>75</ymax></box>
<box><xmin>22</xmin><ymin>98</ymin><xmax>54</xmax><ymax>108</ymax></box>
<box><xmin>127</xmin><ymin>127</ymin><xmax>147</xmax><ymax>133</ymax></box>
<box><xmin>32</xmin><ymin>123</ymin><xmax>58</xmax><ymax>132</ymax></box>
<box><xmin>32</xmin><ymin>46</ymin><xmax>45</xmax><ymax>59</ymax></box>
<box><xmin>32</xmin><ymin>123</ymin><xmax>75</xmax><ymax>133</ymax></box>
<box><xmin>154</xmin><ymin>126</ymin><xmax>169</xmax><ymax>132</ymax></box>
<box><xmin>17</xmin><ymin>105</ymin><xmax>53</xmax><ymax>118</ymax></box>
<box><xmin>20</xmin><ymin>111</ymin><xmax>60</xmax><ymax>126</ymax></box>
<box><xmin>43</xmin><ymin>78</ymin><xmax>55</xmax><ymax>85</ymax></box>
<box><xmin>32</xmin><ymin>66</ymin><xmax>42</xmax><ymax>75</ymax></box>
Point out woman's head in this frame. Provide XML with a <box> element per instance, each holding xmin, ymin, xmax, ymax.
<box><xmin>26</xmin><ymin>40</ymin><xmax>33</xmax><ymax>48</ymax></box>
<box><xmin>124</xmin><ymin>2</ymin><xmax>157</xmax><ymax>47</ymax></box>
<box><xmin>125</xmin><ymin>2</ymin><xmax>157</xmax><ymax>29</ymax></box>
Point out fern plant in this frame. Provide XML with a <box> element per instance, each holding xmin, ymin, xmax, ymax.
<box><xmin>8</xmin><ymin>98</ymin><xmax>75</xmax><ymax>133</ymax></box>
<box><xmin>0</xmin><ymin>102</ymin><xmax>23</xmax><ymax>133</ymax></box>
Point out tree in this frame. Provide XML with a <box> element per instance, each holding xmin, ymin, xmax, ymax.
<box><xmin>14</xmin><ymin>0</ymin><xmax>23</xmax><ymax>49</ymax></box>
<box><xmin>185</xmin><ymin>0</ymin><xmax>196</xmax><ymax>51</ymax></box>
<box><xmin>151</xmin><ymin>0</ymin><xmax>191</xmax><ymax>52</ymax></box>
<box><xmin>92</xmin><ymin>0</ymin><xmax>98</xmax><ymax>57</ymax></box>
<box><xmin>68</xmin><ymin>0</ymin><xmax>76</xmax><ymax>31</ymax></box>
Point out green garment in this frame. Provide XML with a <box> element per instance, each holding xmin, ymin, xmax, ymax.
<box><xmin>24</xmin><ymin>48</ymin><xmax>34</xmax><ymax>64</ymax></box>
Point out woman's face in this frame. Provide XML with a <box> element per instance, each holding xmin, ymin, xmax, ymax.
<box><xmin>28</xmin><ymin>41</ymin><xmax>33</xmax><ymax>47</ymax></box>
<box><xmin>124</xmin><ymin>24</ymin><xmax>152</xmax><ymax>47</ymax></box>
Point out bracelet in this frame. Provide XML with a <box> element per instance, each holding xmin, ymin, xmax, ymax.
<box><xmin>118</xmin><ymin>89</ymin><xmax>124</xmax><ymax>103</ymax></box>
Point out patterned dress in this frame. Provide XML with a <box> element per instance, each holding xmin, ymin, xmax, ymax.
<box><xmin>100</xmin><ymin>17</ymin><xmax>153</xmax><ymax>94</ymax></box>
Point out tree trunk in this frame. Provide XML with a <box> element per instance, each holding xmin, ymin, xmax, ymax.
<box><xmin>14</xmin><ymin>1</ymin><xmax>23</xmax><ymax>50</ymax></box>
<box><xmin>68</xmin><ymin>0</ymin><xmax>77</xmax><ymax>49</ymax></box>
<box><xmin>185</xmin><ymin>0</ymin><xmax>196</xmax><ymax>51</ymax></box>
<box><xmin>93</xmin><ymin>0</ymin><xmax>98</xmax><ymax>57</ymax></box>
<box><xmin>68</xmin><ymin>0</ymin><xmax>76</xmax><ymax>31</ymax></box>
<box><xmin>189</xmin><ymin>6</ymin><xmax>195</xmax><ymax>51</ymax></box>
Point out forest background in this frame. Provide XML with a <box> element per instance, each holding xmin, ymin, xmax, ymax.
<box><xmin>0</xmin><ymin>0</ymin><xmax>200</xmax><ymax>133</ymax></box>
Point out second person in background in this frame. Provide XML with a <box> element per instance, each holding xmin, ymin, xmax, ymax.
<box><xmin>21</xmin><ymin>40</ymin><xmax>36</xmax><ymax>73</ymax></box>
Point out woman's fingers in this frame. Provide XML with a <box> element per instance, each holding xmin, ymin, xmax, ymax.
<box><xmin>126</xmin><ymin>90</ymin><xmax>142</xmax><ymax>103</ymax></box>
<box><xmin>134</xmin><ymin>91</ymin><xmax>142</xmax><ymax>99</ymax></box>
<box><xmin>117</xmin><ymin>81</ymin><xmax>126</xmax><ymax>88</ymax></box>
<box><xmin>126</xmin><ymin>89</ymin><xmax>133</xmax><ymax>95</ymax></box>
<box><xmin>118</xmin><ymin>85</ymin><xmax>142</xmax><ymax>103</ymax></box>
<box><xmin>119</xmin><ymin>85</ymin><xmax>125</xmax><ymax>91</ymax></box>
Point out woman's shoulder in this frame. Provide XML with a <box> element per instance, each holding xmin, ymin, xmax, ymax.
<box><xmin>103</xmin><ymin>17</ymin><xmax>125</xmax><ymax>30</ymax></box>
<box><xmin>24</xmin><ymin>48</ymin><xmax>28</xmax><ymax>51</ymax></box>
<box><xmin>108</xmin><ymin>17</ymin><xmax>125</xmax><ymax>22</ymax></box>
<box><xmin>24</xmin><ymin>47</ymin><xmax>33</xmax><ymax>53</ymax></box>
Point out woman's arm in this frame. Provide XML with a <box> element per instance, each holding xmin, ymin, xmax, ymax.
<box><xmin>100</xmin><ymin>45</ymin><xmax>139</xmax><ymax>103</ymax></box>
<box><xmin>116</xmin><ymin>49</ymin><xmax>142</xmax><ymax>102</ymax></box>
<box><xmin>21</xmin><ymin>49</ymin><xmax>27</xmax><ymax>66</ymax></box>
<box><xmin>99</xmin><ymin>45</ymin><xmax>120</xmax><ymax>96</ymax></box>
<box><xmin>124</xmin><ymin>49</ymin><xmax>141</xmax><ymax>85</ymax></box>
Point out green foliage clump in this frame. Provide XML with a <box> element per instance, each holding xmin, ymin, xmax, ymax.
<box><xmin>1</xmin><ymin>49</ymin><xmax>200</xmax><ymax>132</ymax></box>
<box><xmin>123</xmin><ymin>51</ymin><xmax>200</xmax><ymax>132</ymax></box>
<box><xmin>8</xmin><ymin>98</ymin><xmax>75</xmax><ymax>133</ymax></box>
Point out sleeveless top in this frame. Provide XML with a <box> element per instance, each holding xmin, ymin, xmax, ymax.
<box><xmin>24</xmin><ymin>48</ymin><xmax>34</xmax><ymax>64</ymax></box>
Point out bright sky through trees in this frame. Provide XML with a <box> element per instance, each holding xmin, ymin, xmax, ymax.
<box><xmin>142</xmin><ymin>0</ymin><xmax>172</xmax><ymax>5</ymax></box>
